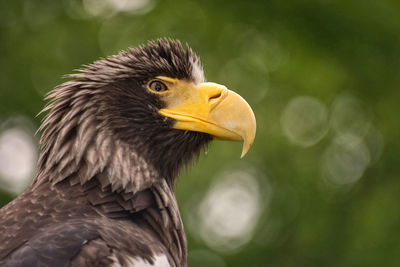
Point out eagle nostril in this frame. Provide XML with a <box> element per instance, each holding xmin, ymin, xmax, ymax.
<box><xmin>209</xmin><ymin>92</ymin><xmax>222</xmax><ymax>103</ymax></box>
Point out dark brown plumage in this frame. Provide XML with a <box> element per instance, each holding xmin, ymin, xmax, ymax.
<box><xmin>0</xmin><ymin>39</ymin><xmax>211</xmax><ymax>267</ymax></box>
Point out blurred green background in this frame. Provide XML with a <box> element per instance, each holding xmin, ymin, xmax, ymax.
<box><xmin>1</xmin><ymin>0</ymin><xmax>400</xmax><ymax>266</ymax></box>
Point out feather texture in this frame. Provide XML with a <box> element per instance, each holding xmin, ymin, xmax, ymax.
<box><xmin>0</xmin><ymin>39</ymin><xmax>212</xmax><ymax>267</ymax></box>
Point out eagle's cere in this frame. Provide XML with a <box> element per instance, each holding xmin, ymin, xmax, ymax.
<box><xmin>0</xmin><ymin>39</ymin><xmax>256</xmax><ymax>267</ymax></box>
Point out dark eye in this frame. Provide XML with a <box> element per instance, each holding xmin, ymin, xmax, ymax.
<box><xmin>149</xmin><ymin>80</ymin><xmax>168</xmax><ymax>92</ymax></box>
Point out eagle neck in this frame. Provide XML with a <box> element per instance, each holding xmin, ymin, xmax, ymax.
<box><xmin>32</xmin><ymin>80</ymin><xmax>188</xmax><ymax>265</ymax></box>
<box><xmin>33</xmin><ymin>81</ymin><xmax>161</xmax><ymax>195</ymax></box>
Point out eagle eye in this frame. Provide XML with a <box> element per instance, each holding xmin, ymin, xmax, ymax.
<box><xmin>148</xmin><ymin>80</ymin><xmax>168</xmax><ymax>93</ymax></box>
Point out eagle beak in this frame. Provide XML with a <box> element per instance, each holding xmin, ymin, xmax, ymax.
<box><xmin>159</xmin><ymin>82</ymin><xmax>256</xmax><ymax>158</ymax></box>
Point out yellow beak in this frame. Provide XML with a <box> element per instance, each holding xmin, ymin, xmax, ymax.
<box><xmin>159</xmin><ymin>81</ymin><xmax>256</xmax><ymax>158</ymax></box>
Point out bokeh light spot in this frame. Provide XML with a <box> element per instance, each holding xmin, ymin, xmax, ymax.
<box><xmin>331</xmin><ymin>93</ymin><xmax>371</xmax><ymax>137</ymax></box>
<box><xmin>281</xmin><ymin>96</ymin><xmax>329</xmax><ymax>147</ymax></box>
<box><xmin>322</xmin><ymin>134</ymin><xmax>370</xmax><ymax>186</ymax></box>
<box><xmin>190</xmin><ymin>168</ymin><xmax>264</xmax><ymax>252</ymax></box>
<box><xmin>83</xmin><ymin>0</ymin><xmax>155</xmax><ymax>18</ymax></box>
<box><xmin>0</xmin><ymin>126</ymin><xmax>37</xmax><ymax>194</ymax></box>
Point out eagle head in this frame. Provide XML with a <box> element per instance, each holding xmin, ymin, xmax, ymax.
<box><xmin>0</xmin><ymin>39</ymin><xmax>257</xmax><ymax>267</ymax></box>
<box><xmin>36</xmin><ymin>39</ymin><xmax>256</xmax><ymax>193</ymax></box>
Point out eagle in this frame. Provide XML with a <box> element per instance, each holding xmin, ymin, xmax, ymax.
<box><xmin>0</xmin><ymin>39</ymin><xmax>256</xmax><ymax>267</ymax></box>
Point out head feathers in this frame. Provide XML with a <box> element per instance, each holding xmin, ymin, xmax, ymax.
<box><xmin>34</xmin><ymin>39</ymin><xmax>210</xmax><ymax>193</ymax></box>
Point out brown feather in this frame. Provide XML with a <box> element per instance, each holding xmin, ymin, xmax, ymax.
<box><xmin>0</xmin><ymin>39</ymin><xmax>211</xmax><ymax>267</ymax></box>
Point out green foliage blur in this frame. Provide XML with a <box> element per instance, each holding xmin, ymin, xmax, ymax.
<box><xmin>1</xmin><ymin>0</ymin><xmax>400</xmax><ymax>266</ymax></box>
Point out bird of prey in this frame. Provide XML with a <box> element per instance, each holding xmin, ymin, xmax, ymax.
<box><xmin>0</xmin><ymin>39</ymin><xmax>256</xmax><ymax>267</ymax></box>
